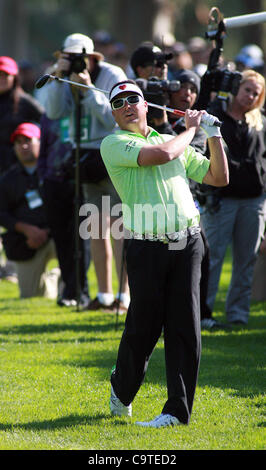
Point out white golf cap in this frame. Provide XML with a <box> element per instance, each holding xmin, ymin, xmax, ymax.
<box><xmin>54</xmin><ymin>33</ymin><xmax>104</xmax><ymax>61</ymax></box>
<box><xmin>109</xmin><ymin>81</ymin><xmax>144</xmax><ymax>102</ymax></box>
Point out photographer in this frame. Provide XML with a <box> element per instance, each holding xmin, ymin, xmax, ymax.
<box><xmin>168</xmin><ymin>69</ymin><xmax>205</xmax><ymax>151</ymax></box>
<box><xmin>44</xmin><ymin>33</ymin><xmax>129</xmax><ymax>312</ymax></box>
<box><xmin>201</xmin><ymin>69</ymin><xmax>266</xmax><ymax>325</ymax></box>
<box><xmin>130</xmin><ymin>42</ymin><xmax>175</xmax><ymax>134</ymax></box>
<box><xmin>167</xmin><ymin>68</ymin><xmax>227</xmax><ymax>330</ymax></box>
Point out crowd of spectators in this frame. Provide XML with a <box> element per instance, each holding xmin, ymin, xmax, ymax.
<box><xmin>0</xmin><ymin>30</ymin><xmax>265</xmax><ymax>326</ymax></box>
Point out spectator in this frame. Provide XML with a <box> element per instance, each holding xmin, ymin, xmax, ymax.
<box><xmin>18</xmin><ymin>59</ymin><xmax>38</xmax><ymax>95</ymax></box>
<box><xmin>251</xmin><ymin>223</ymin><xmax>266</xmax><ymax>302</ymax></box>
<box><xmin>38</xmin><ymin>113</ymin><xmax>91</xmax><ymax>308</ymax></box>
<box><xmin>130</xmin><ymin>42</ymin><xmax>170</xmax><ymax>81</ymax></box>
<box><xmin>234</xmin><ymin>44</ymin><xmax>265</xmax><ymax>74</ymax></box>
<box><xmin>130</xmin><ymin>42</ymin><xmax>173</xmax><ymax>132</ymax></box>
<box><xmin>0</xmin><ymin>56</ymin><xmax>44</xmax><ymax>175</ymax></box>
<box><xmin>168</xmin><ymin>69</ymin><xmax>203</xmax><ymax>142</ymax></box>
<box><xmin>92</xmin><ymin>30</ymin><xmax>128</xmax><ymax>70</ymax></box>
<box><xmin>44</xmin><ymin>33</ymin><xmax>129</xmax><ymax>312</ymax></box>
<box><xmin>167</xmin><ymin>69</ymin><xmax>227</xmax><ymax>330</ymax></box>
<box><xmin>201</xmin><ymin>69</ymin><xmax>266</xmax><ymax>325</ymax></box>
<box><xmin>168</xmin><ymin>41</ymin><xmax>193</xmax><ymax>79</ymax></box>
<box><xmin>0</xmin><ymin>55</ymin><xmax>44</xmax><ymax>282</ymax></box>
<box><xmin>187</xmin><ymin>36</ymin><xmax>212</xmax><ymax>69</ymax></box>
<box><xmin>0</xmin><ymin>123</ymin><xmax>59</xmax><ymax>299</ymax></box>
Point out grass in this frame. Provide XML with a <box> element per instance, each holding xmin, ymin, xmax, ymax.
<box><xmin>0</xmin><ymin>249</ymin><xmax>265</xmax><ymax>451</ymax></box>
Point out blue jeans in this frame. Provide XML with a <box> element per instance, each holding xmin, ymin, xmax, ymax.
<box><xmin>201</xmin><ymin>194</ymin><xmax>266</xmax><ymax>323</ymax></box>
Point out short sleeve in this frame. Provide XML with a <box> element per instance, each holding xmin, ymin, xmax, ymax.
<box><xmin>184</xmin><ymin>145</ymin><xmax>210</xmax><ymax>183</ymax></box>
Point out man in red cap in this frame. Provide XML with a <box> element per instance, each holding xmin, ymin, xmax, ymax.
<box><xmin>0</xmin><ymin>55</ymin><xmax>44</xmax><ymax>175</ymax></box>
<box><xmin>0</xmin><ymin>56</ymin><xmax>44</xmax><ymax>284</ymax></box>
<box><xmin>0</xmin><ymin>122</ymin><xmax>60</xmax><ymax>299</ymax></box>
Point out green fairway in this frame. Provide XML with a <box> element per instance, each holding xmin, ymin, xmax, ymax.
<box><xmin>0</xmin><ymin>251</ymin><xmax>265</xmax><ymax>451</ymax></box>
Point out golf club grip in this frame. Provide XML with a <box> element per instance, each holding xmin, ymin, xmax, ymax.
<box><xmin>202</xmin><ymin>116</ymin><xmax>222</xmax><ymax>127</ymax></box>
<box><xmin>172</xmin><ymin>109</ymin><xmax>222</xmax><ymax>127</ymax></box>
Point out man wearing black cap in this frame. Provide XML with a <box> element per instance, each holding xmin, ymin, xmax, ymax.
<box><xmin>130</xmin><ymin>42</ymin><xmax>171</xmax><ymax>81</ymax></box>
<box><xmin>130</xmin><ymin>42</ymin><xmax>174</xmax><ymax>133</ymax></box>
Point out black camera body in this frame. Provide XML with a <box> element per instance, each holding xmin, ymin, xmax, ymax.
<box><xmin>197</xmin><ymin>66</ymin><xmax>242</xmax><ymax>110</ymax></box>
<box><xmin>136</xmin><ymin>77</ymin><xmax>180</xmax><ymax>94</ymax></box>
<box><xmin>207</xmin><ymin>67</ymin><xmax>242</xmax><ymax>97</ymax></box>
<box><xmin>135</xmin><ymin>77</ymin><xmax>180</xmax><ymax>120</ymax></box>
<box><xmin>63</xmin><ymin>53</ymin><xmax>88</xmax><ymax>76</ymax></box>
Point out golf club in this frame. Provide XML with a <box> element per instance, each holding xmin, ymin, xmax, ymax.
<box><xmin>35</xmin><ymin>73</ymin><xmax>222</xmax><ymax>126</ymax></box>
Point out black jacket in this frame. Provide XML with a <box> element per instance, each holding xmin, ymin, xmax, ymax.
<box><xmin>0</xmin><ymin>162</ymin><xmax>48</xmax><ymax>260</ymax></box>
<box><xmin>208</xmin><ymin>100</ymin><xmax>266</xmax><ymax>198</ymax></box>
<box><xmin>0</xmin><ymin>90</ymin><xmax>44</xmax><ymax>174</ymax></box>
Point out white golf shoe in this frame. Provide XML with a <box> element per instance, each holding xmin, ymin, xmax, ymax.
<box><xmin>110</xmin><ymin>385</ymin><xmax>132</xmax><ymax>417</ymax></box>
<box><xmin>135</xmin><ymin>413</ymin><xmax>180</xmax><ymax>428</ymax></box>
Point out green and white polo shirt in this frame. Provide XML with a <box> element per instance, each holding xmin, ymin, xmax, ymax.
<box><xmin>100</xmin><ymin>127</ymin><xmax>210</xmax><ymax>236</ymax></box>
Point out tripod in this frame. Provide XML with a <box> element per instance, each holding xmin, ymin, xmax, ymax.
<box><xmin>74</xmin><ymin>90</ymin><xmax>82</xmax><ymax>311</ymax></box>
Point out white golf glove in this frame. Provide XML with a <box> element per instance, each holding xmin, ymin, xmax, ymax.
<box><xmin>200</xmin><ymin>112</ymin><xmax>222</xmax><ymax>138</ymax></box>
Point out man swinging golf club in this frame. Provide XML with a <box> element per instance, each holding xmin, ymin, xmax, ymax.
<box><xmin>100</xmin><ymin>79</ymin><xmax>228</xmax><ymax>428</ymax></box>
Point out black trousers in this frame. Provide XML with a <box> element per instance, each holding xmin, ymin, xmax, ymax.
<box><xmin>111</xmin><ymin>233</ymin><xmax>204</xmax><ymax>424</ymax></box>
<box><xmin>41</xmin><ymin>179</ymin><xmax>90</xmax><ymax>300</ymax></box>
<box><xmin>200</xmin><ymin>226</ymin><xmax>213</xmax><ymax>319</ymax></box>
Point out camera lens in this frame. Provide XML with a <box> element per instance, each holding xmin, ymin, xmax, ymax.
<box><xmin>71</xmin><ymin>57</ymin><xmax>87</xmax><ymax>74</ymax></box>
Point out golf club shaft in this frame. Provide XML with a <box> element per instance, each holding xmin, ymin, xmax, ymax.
<box><xmin>148</xmin><ymin>102</ymin><xmax>221</xmax><ymax>127</ymax></box>
<box><xmin>35</xmin><ymin>73</ymin><xmax>108</xmax><ymax>94</ymax></box>
<box><xmin>35</xmin><ymin>73</ymin><xmax>221</xmax><ymax>126</ymax></box>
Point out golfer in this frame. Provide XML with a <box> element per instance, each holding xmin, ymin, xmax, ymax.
<box><xmin>100</xmin><ymin>80</ymin><xmax>228</xmax><ymax>428</ymax></box>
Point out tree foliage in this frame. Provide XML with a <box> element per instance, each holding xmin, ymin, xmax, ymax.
<box><xmin>0</xmin><ymin>0</ymin><xmax>265</xmax><ymax>66</ymax></box>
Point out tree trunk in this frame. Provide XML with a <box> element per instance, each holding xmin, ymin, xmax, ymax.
<box><xmin>0</xmin><ymin>0</ymin><xmax>28</xmax><ymax>60</ymax></box>
<box><xmin>111</xmin><ymin>0</ymin><xmax>176</xmax><ymax>53</ymax></box>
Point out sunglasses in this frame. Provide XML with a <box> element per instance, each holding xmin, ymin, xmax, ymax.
<box><xmin>111</xmin><ymin>94</ymin><xmax>142</xmax><ymax>110</ymax></box>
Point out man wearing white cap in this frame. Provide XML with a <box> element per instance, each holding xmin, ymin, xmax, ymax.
<box><xmin>44</xmin><ymin>33</ymin><xmax>129</xmax><ymax>312</ymax></box>
<box><xmin>100</xmin><ymin>79</ymin><xmax>228</xmax><ymax>427</ymax></box>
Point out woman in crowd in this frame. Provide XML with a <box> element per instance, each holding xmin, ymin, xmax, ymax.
<box><xmin>0</xmin><ymin>55</ymin><xmax>44</xmax><ymax>280</ymax></box>
<box><xmin>0</xmin><ymin>55</ymin><xmax>43</xmax><ymax>175</ymax></box>
<box><xmin>201</xmin><ymin>69</ymin><xmax>266</xmax><ymax>325</ymax></box>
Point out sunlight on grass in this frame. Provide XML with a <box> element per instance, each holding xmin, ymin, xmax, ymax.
<box><xmin>0</xmin><ymin>250</ymin><xmax>265</xmax><ymax>450</ymax></box>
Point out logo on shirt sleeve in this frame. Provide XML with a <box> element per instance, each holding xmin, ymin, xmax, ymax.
<box><xmin>125</xmin><ymin>140</ymin><xmax>136</xmax><ymax>152</ymax></box>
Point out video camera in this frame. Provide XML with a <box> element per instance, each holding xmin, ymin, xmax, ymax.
<box><xmin>201</xmin><ymin>66</ymin><xmax>242</xmax><ymax>101</ymax></box>
<box><xmin>135</xmin><ymin>77</ymin><xmax>180</xmax><ymax>120</ymax></box>
<box><xmin>197</xmin><ymin>14</ymin><xmax>242</xmax><ymax>110</ymax></box>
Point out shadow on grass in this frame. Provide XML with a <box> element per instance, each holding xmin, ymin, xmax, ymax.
<box><xmin>58</xmin><ymin>324</ymin><xmax>265</xmax><ymax>400</ymax></box>
<box><xmin>0</xmin><ymin>413</ymin><xmax>125</xmax><ymax>432</ymax></box>
<box><xmin>0</xmin><ymin>315</ymin><xmax>123</xmax><ymax>342</ymax></box>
